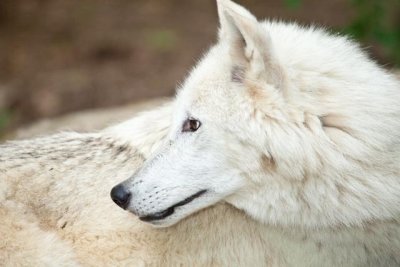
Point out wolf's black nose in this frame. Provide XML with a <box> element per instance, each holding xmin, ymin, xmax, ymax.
<box><xmin>110</xmin><ymin>184</ymin><xmax>131</xmax><ymax>210</ymax></box>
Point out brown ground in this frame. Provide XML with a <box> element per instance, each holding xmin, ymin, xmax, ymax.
<box><xmin>0</xmin><ymin>0</ymin><xmax>394</xmax><ymax>136</ymax></box>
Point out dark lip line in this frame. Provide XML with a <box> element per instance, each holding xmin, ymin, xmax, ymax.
<box><xmin>139</xmin><ymin>189</ymin><xmax>208</xmax><ymax>222</ymax></box>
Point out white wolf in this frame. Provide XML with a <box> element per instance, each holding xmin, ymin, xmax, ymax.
<box><xmin>1</xmin><ymin>103</ymin><xmax>284</xmax><ymax>266</ymax></box>
<box><xmin>111</xmin><ymin>0</ymin><xmax>400</xmax><ymax>262</ymax></box>
<box><xmin>2</xmin><ymin>0</ymin><xmax>400</xmax><ymax>265</ymax></box>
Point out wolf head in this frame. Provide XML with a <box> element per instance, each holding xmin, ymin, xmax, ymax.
<box><xmin>111</xmin><ymin>0</ymin><xmax>400</xmax><ymax>228</ymax></box>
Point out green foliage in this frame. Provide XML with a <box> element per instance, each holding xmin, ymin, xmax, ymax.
<box><xmin>284</xmin><ymin>0</ymin><xmax>302</xmax><ymax>9</ymax></box>
<box><xmin>145</xmin><ymin>29</ymin><xmax>177</xmax><ymax>52</ymax></box>
<box><xmin>283</xmin><ymin>0</ymin><xmax>400</xmax><ymax>66</ymax></box>
<box><xmin>0</xmin><ymin>109</ymin><xmax>11</xmax><ymax>134</ymax></box>
<box><xmin>343</xmin><ymin>0</ymin><xmax>400</xmax><ymax>66</ymax></box>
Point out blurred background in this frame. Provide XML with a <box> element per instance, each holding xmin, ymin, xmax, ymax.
<box><xmin>0</xmin><ymin>0</ymin><xmax>399</xmax><ymax>137</ymax></box>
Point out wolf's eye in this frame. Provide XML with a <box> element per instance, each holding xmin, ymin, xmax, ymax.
<box><xmin>182</xmin><ymin>118</ymin><xmax>201</xmax><ymax>132</ymax></box>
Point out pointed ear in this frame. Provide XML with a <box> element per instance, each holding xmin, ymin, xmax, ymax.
<box><xmin>217</xmin><ymin>0</ymin><xmax>285</xmax><ymax>88</ymax></box>
<box><xmin>217</xmin><ymin>0</ymin><xmax>257</xmax><ymax>42</ymax></box>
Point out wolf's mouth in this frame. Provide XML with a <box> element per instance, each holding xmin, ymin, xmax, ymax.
<box><xmin>139</xmin><ymin>189</ymin><xmax>207</xmax><ymax>222</ymax></box>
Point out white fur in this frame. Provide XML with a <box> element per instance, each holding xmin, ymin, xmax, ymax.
<box><xmin>2</xmin><ymin>0</ymin><xmax>400</xmax><ymax>265</ymax></box>
<box><xmin>116</xmin><ymin>0</ymin><xmax>400</xmax><ymax>263</ymax></box>
<box><xmin>2</xmin><ymin>102</ymin><xmax>400</xmax><ymax>266</ymax></box>
<box><xmin>1</xmin><ymin>104</ymin><xmax>283</xmax><ymax>266</ymax></box>
<box><xmin>121</xmin><ymin>0</ymin><xmax>400</xmax><ymax>229</ymax></box>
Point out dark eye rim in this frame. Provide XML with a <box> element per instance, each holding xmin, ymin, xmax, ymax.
<box><xmin>182</xmin><ymin>118</ymin><xmax>201</xmax><ymax>133</ymax></box>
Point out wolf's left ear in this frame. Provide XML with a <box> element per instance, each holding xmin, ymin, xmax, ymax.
<box><xmin>217</xmin><ymin>0</ymin><xmax>284</xmax><ymax>88</ymax></box>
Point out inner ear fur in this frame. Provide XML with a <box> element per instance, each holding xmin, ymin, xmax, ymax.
<box><xmin>217</xmin><ymin>0</ymin><xmax>286</xmax><ymax>89</ymax></box>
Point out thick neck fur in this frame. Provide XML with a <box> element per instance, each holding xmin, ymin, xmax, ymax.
<box><xmin>226</xmin><ymin>45</ymin><xmax>400</xmax><ymax>228</ymax></box>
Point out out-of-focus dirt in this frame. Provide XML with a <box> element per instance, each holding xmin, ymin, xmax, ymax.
<box><xmin>0</xmin><ymin>0</ymin><xmax>393</xmax><ymax>136</ymax></box>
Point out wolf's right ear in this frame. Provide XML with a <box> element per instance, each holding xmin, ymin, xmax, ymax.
<box><xmin>217</xmin><ymin>0</ymin><xmax>285</xmax><ymax>89</ymax></box>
